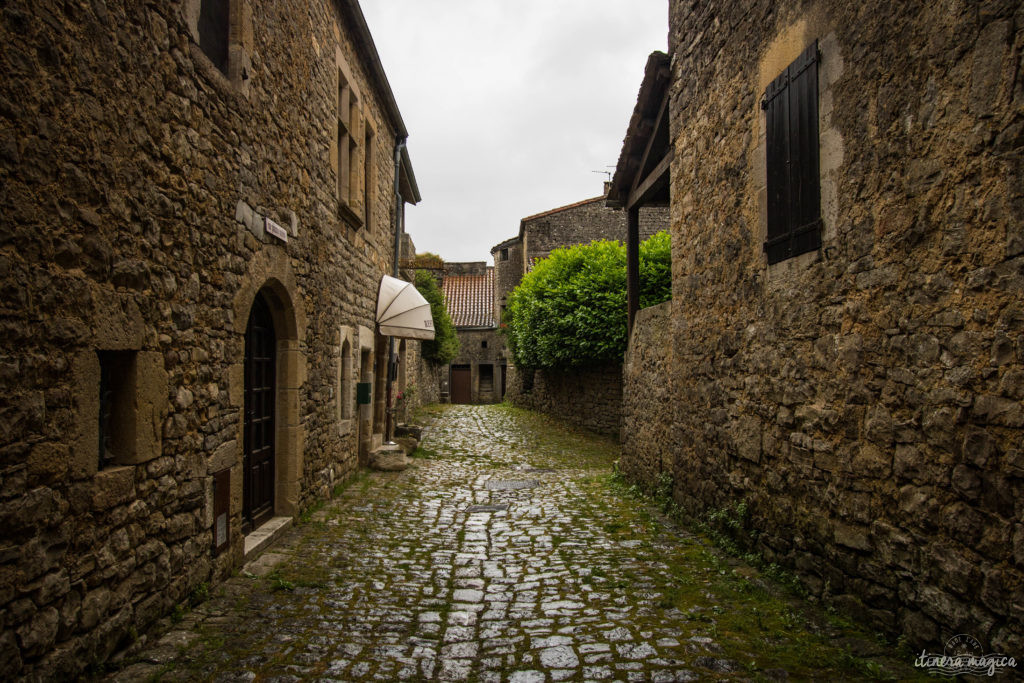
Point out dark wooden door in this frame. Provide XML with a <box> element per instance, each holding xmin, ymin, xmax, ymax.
<box><xmin>244</xmin><ymin>295</ymin><xmax>276</xmax><ymax>532</ymax></box>
<box><xmin>450</xmin><ymin>365</ymin><xmax>471</xmax><ymax>404</ymax></box>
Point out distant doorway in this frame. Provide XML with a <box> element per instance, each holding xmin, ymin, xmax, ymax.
<box><xmin>243</xmin><ymin>294</ymin><xmax>276</xmax><ymax>532</ymax></box>
<box><xmin>450</xmin><ymin>365</ymin><xmax>471</xmax><ymax>404</ymax></box>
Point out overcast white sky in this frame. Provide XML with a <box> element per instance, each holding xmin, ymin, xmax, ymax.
<box><xmin>361</xmin><ymin>1</ymin><xmax>668</xmax><ymax>264</ymax></box>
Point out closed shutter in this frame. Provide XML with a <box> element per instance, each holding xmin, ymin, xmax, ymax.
<box><xmin>763</xmin><ymin>42</ymin><xmax>821</xmax><ymax>264</ymax></box>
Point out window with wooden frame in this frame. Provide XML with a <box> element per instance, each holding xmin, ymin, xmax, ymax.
<box><xmin>762</xmin><ymin>42</ymin><xmax>821</xmax><ymax>265</ymax></box>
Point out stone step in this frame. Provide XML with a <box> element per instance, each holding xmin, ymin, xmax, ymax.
<box><xmin>242</xmin><ymin>516</ymin><xmax>293</xmax><ymax>562</ymax></box>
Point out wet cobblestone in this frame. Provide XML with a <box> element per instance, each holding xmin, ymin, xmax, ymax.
<box><xmin>113</xmin><ymin>405</ymin><xmax>920</xmax><ymax>681</ymax></box>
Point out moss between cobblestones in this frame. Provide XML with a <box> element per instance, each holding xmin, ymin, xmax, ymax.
<box><xmin>122</xmin><ymin>404</ymin><xmax>934</xmax><ymax>682</ymax></box>
<box><xmin>597</xmin><ymin>471</ymin><xmax>933</xmax><ymax>681</ymax></box>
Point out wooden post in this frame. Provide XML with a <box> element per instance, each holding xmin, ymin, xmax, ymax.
<box><xmin>626</xmin><ymin>205</ymin><xmax>640</xmax><ymax>336</ymax></box>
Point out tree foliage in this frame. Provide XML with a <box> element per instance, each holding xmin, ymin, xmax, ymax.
<box><xmin>504</xmin><ymin>231</ymin><xmax>671</xmax><ymax>370</ymax></box>
<box><xmin>639</xmin><ymin>230</ymin><xmax>672</xmax><ymax>307</ymax></box>
<box><xmin>414</xmin><ymin>270</ymin><xmax>459</xmax><ymax>364</ymax></box>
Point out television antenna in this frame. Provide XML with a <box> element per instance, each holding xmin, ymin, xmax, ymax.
<box><xmin>591</xmin><ymin>169</ymin><xmax>612</xmax><ymax>181</ymax></box>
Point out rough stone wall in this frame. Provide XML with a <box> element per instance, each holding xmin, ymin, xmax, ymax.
<box><xmin>415</xmin><ymin>357</ymin><xmax>444</xmax><ymax>407</ymax></box>
<box><xmin>491</xmin><ymin>240</ymin><xmax>523</xmax><ymax>319</ymax></box>
<box><xmin>522</xmin><ymin>201</ymin><xmax>667</xmax><ymax>270</ymax></box>
<box><xmin>443</xmin><ymin>261</ymin><xmax>489</xmax><ymax>277</ymax></box>
<box><xmin>663</xmin><ymin>0</ymin><xmax>1024</xmax><ymax>651</ymax></box>
<box><xmin>509</xmin><ymin>365</ymin><xmax>622</xmax><ymax>437</ymax></box>
<box><xmin>395</xmin><ymin>339</ymin><xmax>441</xmax><ymax>422</ymax></box>
<box><xmin>0</xmin><ymin>0</ymin><xmax>404</xmax><ymax>677</ymax></box>
<box><xmin>621</xmin><ymin>302</ymin><xmax>674</xmax><ymax>486</ymax></box>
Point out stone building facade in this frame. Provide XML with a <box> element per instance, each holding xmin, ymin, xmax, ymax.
<box><xmin>621</xmin><ymin>0</ymin><xmax>1024</xmax><ymax>652</ymax></box>
<box><xmin>441</xmin><ymin>263</ymin><xmax>505</xmax><ymax>404</ymax></box>
<box><xmin>0</xmin><ymin>0</ymin><xmax>420</xmax><ymax>677</ymax></box>
<box><xmin>493</xmin><ymin>187</ymin><xmax>667</xmax><ymax>434</ymax></box>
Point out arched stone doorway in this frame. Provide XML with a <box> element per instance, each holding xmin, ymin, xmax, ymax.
<box><xmin>243</xmin><ymin>293</ymin><xmax>276</xmax><ymax>532</ymax></box>
<box><xmin>233</xmin><ymin>274</ymin><xmax>305</xmax><ymax>538</ymax></box>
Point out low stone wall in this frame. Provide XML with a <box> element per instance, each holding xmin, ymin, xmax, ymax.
<box><xmin>414</xmin><ymin>356</ymin><xmax>443</xmax><ymax>408</ymax></box>
<box><xmin>621</xmin><ymin>302</ymin><xmax>674</xmax><ymax>485</ymax></box>
<box><xmin>508</xmin><ymin>364</ymin><xmax>622</xmax><ymax>437</ymax></box>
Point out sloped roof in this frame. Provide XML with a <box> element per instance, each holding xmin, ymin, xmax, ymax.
<box><xmin>607</xmin><ymin>51</ymin><xmax>671</xmax><ymax>208</ymax></box>
<box><xmin>520</xmin><ymin>195</ymin><xmax>606</xmax><ymax>223</ymax></box>
<box><xmin>442</xmin><ymin>269</ymin><xmax>495</xmax><ymax>328</ymax></box>
<box><xmin>336</xmin><ymin>0</ymin><xmax>420</xmax><ymax>203</ymax></box>
<box><xmin>491</xmin><ymin>194</ymin><xmax>608</xmax><ymax>253</ymax></box>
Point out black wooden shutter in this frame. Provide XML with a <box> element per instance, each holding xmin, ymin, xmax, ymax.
<box><xmin>763</xmin><ymin>42</ymin><xmax>821</xmax><ymax>264</ymax></box>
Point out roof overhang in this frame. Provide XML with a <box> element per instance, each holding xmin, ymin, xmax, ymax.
<box><xmin>337</xmin><ymin>0</ymin><xmax>421</xmax><ymax>205</ymax></box>
<box><xmin>399</xmin><ymin>144</ymin><xmax>421</xmax><ymax>205</ymax></box>
<box><xmin>607</xmin><ymin>52</ymin><xmax>672</xmax><ymax>211</ymax></box>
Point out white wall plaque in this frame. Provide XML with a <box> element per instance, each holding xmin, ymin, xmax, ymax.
<box><xmin>265</xmin><ymin>217</ymin><xmax>288</xmax><ymax>242</ymax></box>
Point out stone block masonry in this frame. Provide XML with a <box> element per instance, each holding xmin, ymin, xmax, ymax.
<box><xmin>622</xmin><ymin>302</ymin><xmax>673</xmax><ymax>486</ymax></box>
<box><xmin>0</xmin><ymin>0</ymin><xmax>417</xmax><ymax>678</ymax></box>
<box><xmin>508</xmin><ymin>364</ymin><xmax>622</xmax><ymax>438</ymax></box>
<box><xmin>645</xmin><ymin>0</ymin><xmax>1024</xmax><ymax>653</ymax></box>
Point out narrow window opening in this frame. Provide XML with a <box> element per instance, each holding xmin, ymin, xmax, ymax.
<box><xmin>364</xmin><ymin>127</ymin><xmax>374</xmax><ymax>229</ymax></box>
<box><xmin>198</xmin><ymin>0</ymin><xmax>230</xmax><ymax>75</ymax></box>
<box><xmin>500</xmin><ymin>248</ymin><xmax>509</xmax><ymax>261</ymax></box>
<box><xmin>481</xmin><ymin>340</ymin><xmax>488</xmax><ymax>349</ymax></box>
<box><xmin>339</xmin><ymin>337</ymin><xmax>353</xmax><ymax>421</ymax></box>
<box><xmin>338</xmin><ymin>74</ymin><xmax>351</xmax><ymax>206</ymax></box>
<box><xmin>348</xmin><ymin>94</ymin><xmax>360</xmax><ymax>206</ymax></box>
<box><xmin>98</xmin><ymin>350</ymin><xmax>137</xmax><ymax>469</ymax></box>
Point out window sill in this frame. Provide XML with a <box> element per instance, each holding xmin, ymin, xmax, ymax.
<box><xmin>339</xmin><ymin>202</ymin><xmax>364</xmax><ymax>230</ymax></box>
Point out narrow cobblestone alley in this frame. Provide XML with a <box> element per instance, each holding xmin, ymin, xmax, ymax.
<box><xmin>110</xmin><ymin>405</ymin><xmax>920</xmax><ymax>682</ymax></box>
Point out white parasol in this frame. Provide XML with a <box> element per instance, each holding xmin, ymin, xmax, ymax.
<box><xmin>376</xmin><ymin>275</ymin><xmax>436</xmax><ymax>340</ymax></box>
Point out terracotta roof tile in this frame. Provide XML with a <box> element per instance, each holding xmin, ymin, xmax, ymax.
<box><xmin>442</xmin><ymin>269</ymin><xmax>495</xmax><ymax>328</ymax></box>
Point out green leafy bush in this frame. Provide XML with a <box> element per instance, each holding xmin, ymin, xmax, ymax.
<box><xmin>504</xmin><ymin>231</ymin><xmax>670</xmax><ymax>369</ymax></box>
<box><xmin>639</xmin><ymin>230</ymin><xmax>672</xmax><ymax>307</ymax></box>
<box><xmin>415</xmin><ymin>270</ymin><xmax>459</xmax><ymax>364</ymax></box>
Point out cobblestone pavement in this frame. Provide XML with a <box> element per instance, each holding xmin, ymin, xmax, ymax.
<box><xmin>110</xmin><ymin>405</ymin><xmax>920</xmax><ymax>681</ymax></box>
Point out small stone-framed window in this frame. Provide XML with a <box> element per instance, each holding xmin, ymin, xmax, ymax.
<box><xmin>183</xmin><ymin>0</ymin><xmax>252</xmax><ymax>94</ymax></box>
<box><xmin>500</xmin><ymin>248</ymin><xmax>509</xmax><ymax>261</ymax></box>
<box><xmin>481</xmin><ymin>340</ymin><xmax>488</xmax><ymax>349</ymax></box>
<box><xmin>98</xmin><ymin>350</ymin><xmax>136</xmax><ymax>469</ymax></box>
<box><xmin>762</xmin><ymin>41</ymin><xmax>821</xmax><ymax>265</ymax></box>
<box><xmin>86</xmin><ymin>349</ymin><xmax>167</xmax><ymax>471</ymax></box>
<box><xmin>197</xmin><ymin>0</ymin><xmax>229</xmax><ymax>74</ymax></box>
<box><xmin>337</xmin><ymin>326</ymin><xmax>355</xmax><ymax>434</ymax></box>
